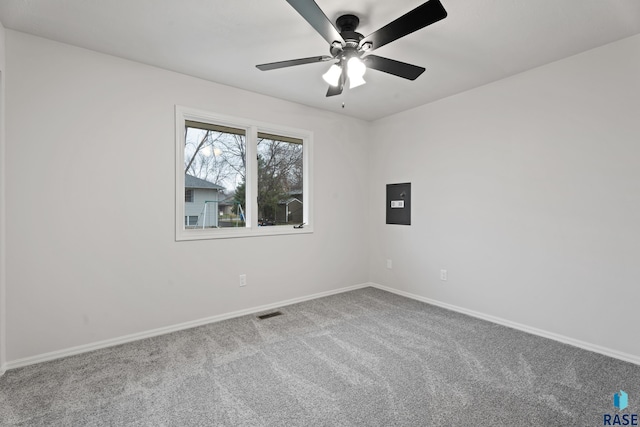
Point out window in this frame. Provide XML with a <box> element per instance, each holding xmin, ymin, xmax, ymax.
<box><xmin>185</xmin><ymin>216</ymin><xmax>199</xmax><ymax>227</ymax></box>
<box><xmin>257</xmin><ymin>134</ymin><xmax>303</xmax><ymax>226</ymax></box>
<box><xmin>175</xmin><ymin>106</ymin><xmax>313</xmax><ymax>240</ymax></box>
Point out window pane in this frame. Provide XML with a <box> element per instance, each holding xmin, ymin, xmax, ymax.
<box><xmin>185</xmin><ymin>216</ymin><xmax>199</xmax><ymax>227</ymax></box>
<box><xmin>257</xmin><ymin>136</ymin><xmax>303</xmax><ymax>226</ymax></box>
<box><xmin>184</xmin><ymin>123</ymin><xmax>246</xmax><ymax>228</ymax></box>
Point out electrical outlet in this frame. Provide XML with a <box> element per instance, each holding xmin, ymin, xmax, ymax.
<box><xmin>239</xmin><ymin>274</ymin><xmax>247</xmax><ymax>287</ymax></box>
<box><xmin>386</xmin><ymin>259</ymin><xmax>393</xmax><ymax>269</ymax></box>
<box><xmin>440</xmin><ymin>269</ymin><xmax>448</xmax><ymax>281</ymax></box>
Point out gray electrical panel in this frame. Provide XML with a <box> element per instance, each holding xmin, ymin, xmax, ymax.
<box><xmin>386</xmin><ymin>183</ymin><xmax>411</xmax><ymax>225</ymax></box>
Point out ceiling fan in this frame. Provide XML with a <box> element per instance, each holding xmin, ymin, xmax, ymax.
<box><xmin>256</xmin><ymin>0</ymin><xmax>448</xmax><ymax>97</ymax></box>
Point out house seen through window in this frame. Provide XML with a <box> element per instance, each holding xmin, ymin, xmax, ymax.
<box><xmin>184</xmin><ymin>122</ymin><xmax>246</xmax><ymax>229</ymax></box>
<box><xmin>176</xmin><ymin>107</ymin><xmax>311</xmax><ymax>239</ymax></box>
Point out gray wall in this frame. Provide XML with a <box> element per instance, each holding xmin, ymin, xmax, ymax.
<box><xmin>4</xmin><ymin>31</ymin><xmax>370</xmax><ymax>362</ymax></box>
<box><xmin>3</xmin><ymin>29</ymin><xmax>640</xmax><ymax>366</ymax></box>
<box><xmin>368</xmin><ymin>34</ymin><xmax>640</xmax><ymax>358</ymax></box>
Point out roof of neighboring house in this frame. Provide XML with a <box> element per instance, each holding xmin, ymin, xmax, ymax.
<box><xmin>219</xmin><ymin>192</ymin><xmax>236</xmax><ymax>205</ymax></box>
<box><xmin>185</xmin><ymin>174</ymin><xmax>224</xmax><ymax>191</ymax></box>
<box><xmin>279</xmin><ymin>197</ymin><xmax>302</xmax><ymax>205</ymax></box>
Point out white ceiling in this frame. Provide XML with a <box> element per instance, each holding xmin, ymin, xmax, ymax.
<box><xmin>1</xmin><ymin>0</ymin><xmax>639</xmax><ymax>121</ymax></box>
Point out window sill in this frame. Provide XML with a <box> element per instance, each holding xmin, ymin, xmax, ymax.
<box><xmin>176</xmin><ymin>225</ymin><xmax>314</xmax><ymax>241</ymax></box>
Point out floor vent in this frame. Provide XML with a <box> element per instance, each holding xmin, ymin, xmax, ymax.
<box><xmin>257</xmin><ymin>311</ymin><xmax>283</xmax><ymax>320</ymax></box>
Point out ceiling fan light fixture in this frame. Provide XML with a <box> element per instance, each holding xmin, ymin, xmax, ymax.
<box><xmin>347</xmin><ymin>56</ymin><xmax>366</xmax><ymax>88</ymax></box>
<box><xmin>349</xmin><ymin>75</ymin><xmax>366</xmax><ymax>89</ymax></box>
<box><xmin>322</xmin><ymin>64</ymin><xmax>342</xmax><ymax>87</ymax></box>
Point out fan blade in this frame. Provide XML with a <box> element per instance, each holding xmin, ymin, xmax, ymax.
<box><xmin>326</xmin><ymin>85</ymin><xmax>343</xmax><ymax>97</ymax></box>
<box><xmin>286</xmin><ymin>0</ymin><xmax>345</xmax><ymax>46</ymax></box>
<box><xmin>364</xmin><ymin>55</ymin><xmax>425</xmax><ymax>80</ymax></box>
<box><xmin>326</xmin><ymin>68</ymin><xmax>346</xmax><ymax>97</ymax></box>
<box><xmin>256</xmin><ymin>55</ymin><xmax>333</xmax><ymax>71</ymax></box>
<box><xmin>359</xmin><ymin>0</ymin><xmax>447</xmax><ymax>52</ymax></box>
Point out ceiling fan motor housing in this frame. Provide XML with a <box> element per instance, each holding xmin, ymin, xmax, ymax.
<box><xmin>331</xmin><ymin>14</ymin><xmax>365</xmax><ymax>58</ymax></box>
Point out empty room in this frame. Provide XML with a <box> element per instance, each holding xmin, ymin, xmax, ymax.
<box><xmin>1</xmin><ymin>0</ymin><xmax>639</xmax><ymax>425</ymax></box>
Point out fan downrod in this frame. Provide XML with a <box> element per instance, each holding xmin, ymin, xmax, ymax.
<box><xmin>336</xmin><ymin>14</ymin><xmax>363</xmax><ymax>43</ymax></box>
<box><xmin>336</xmin><ymin>14</ymin><xmax>359</xmax><ymax>32</ymax></box>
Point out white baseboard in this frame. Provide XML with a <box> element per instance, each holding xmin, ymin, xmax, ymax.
<box><xmin>368</xmin><ymin>282</ymin><xmax>640</xmax><ymax>366</ymax></box>
<box><xmin>5</xmin><ymin>283</ymin><xmax>370</xmax><ymax>371</ymax></box>
<box><xmin>7</xmin><ymin>282</ymin><xmax>638</xmax><ymax>371</ymax></box>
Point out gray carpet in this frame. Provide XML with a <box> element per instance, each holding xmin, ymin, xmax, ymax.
<box><xmin>1</xmin><ymin>287</ymin><xmax>639</xmax><ymax>426</ymax></box>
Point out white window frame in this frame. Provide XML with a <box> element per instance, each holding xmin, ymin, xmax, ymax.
<box><xmin>175</xmin><ymin>105</ymin><xmax>313</xmax><ymax>241</ymax></box>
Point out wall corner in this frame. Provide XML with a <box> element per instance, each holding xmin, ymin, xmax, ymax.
<box><xmin>0</xmin><ymin>22</ymin><xmax>8</xmax><ymax>373</ymax></box>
